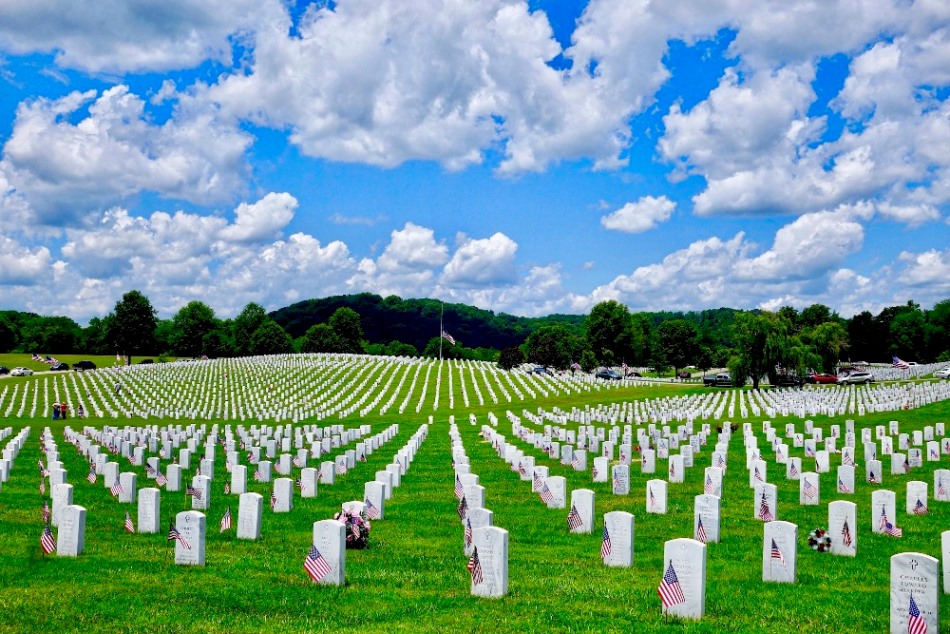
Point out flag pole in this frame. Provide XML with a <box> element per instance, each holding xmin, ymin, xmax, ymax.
<box><xmin>439</xmin><ymin>301</ymin><xmax>444</xmax><ymax>361</ymax></box>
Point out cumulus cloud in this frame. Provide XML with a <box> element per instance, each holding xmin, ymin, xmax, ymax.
<box><xmin>600</xmin><ymin>195</ymin><xmax>675</xmax><ymax>233</ymax></box>
<box><xmin>0</xmin><ymin>235</ymin><xmax>52</xmax><ymax>285</ymax></box>
<box><xmin>219</xmin><ymin>192</ymin><xmax>297</xmax><ymax>243</ymax></box>
<box><xmin>0</xmin><ymin>0</ymin><xmax>285</xmax><ymax>73</ymax></box>
<box><xmin>1</xmin><ymin>85</ymin><xmax>251</xmax><ymax>223</ymax></box>
<box><xmin>441</xmin><ymin>232</ymin><xmax>518</xmax><ymax>287</ymax></box>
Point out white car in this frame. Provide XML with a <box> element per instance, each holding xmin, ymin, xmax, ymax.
<box><xmin>10</xmin><ymin>367</ymin><xmax>33</xmax><ymax>376</ymax></box>
<box><xmin>837</xmin><ymin>371</ymin><xmax>874</xmax><ymax>385</ymax></box>
<box><xmin>935</xmin><ymin>367</ymin><xmax>950</xmax><ymax>379</ymax></box>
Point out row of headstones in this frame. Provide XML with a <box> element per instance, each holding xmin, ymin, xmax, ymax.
<box><xmin>44</xmin><ymin>424</ymin><xmax>426</xmax><ymax>559</ymax></box>
<box><xmin>448</xmin><ymin>422</ymin><xmax>508</xmax><ymax>598</ymax></box>
<box><xmin>0</xmin><ymin>426</ymin><xmax>28</xmax><ymax>489</ymax></box>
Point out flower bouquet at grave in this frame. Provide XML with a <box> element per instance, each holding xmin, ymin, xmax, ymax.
<box><xmin>333</xmin><ymin>510</ymin><xmax>371</xmax><ymax>549</ymax></box>
<box><xmin>807</xmin><ymin>528</ymin><xmax>831</xmax><ymax>552</ymax></box>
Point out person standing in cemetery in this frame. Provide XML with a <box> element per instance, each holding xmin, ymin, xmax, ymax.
<box><xmin>61</xmin><ymin>402</ymin><xmax>68</xmax><ymax>419</ymax></box>
<box><xmin>76</xmin><ymin>404</ymin><xmax>84</xmax><ymax>418</ymax></box>
<box><xmin>52</xmin><ymin>403</ymin><xmax>60</xmax><ymax>420</ymax></box>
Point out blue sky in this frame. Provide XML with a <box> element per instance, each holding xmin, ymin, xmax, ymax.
<box><xmin>0</xmin><ymin>0</ymin><xmax>947</xmax><ymax>323</ymax></box>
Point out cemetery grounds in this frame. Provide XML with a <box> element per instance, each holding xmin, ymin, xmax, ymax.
<box><xmin>1</xmin><ymin>354</ymin><xmax>949</xmax><ymax>633</ymax></box>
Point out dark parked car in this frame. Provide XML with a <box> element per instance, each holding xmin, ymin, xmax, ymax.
<box><xmin>73</xmin><ymin>360</ymin><xmax>97</xmax><ymax>371</ymax></box>
<box><xmin>50</xmin><ymin>362</ymin><xmax>70</xmax><ymax>371</ymax></box>
<box><xmin>595</xmin><ymin>369</ymin><xmax>623</xmax><ymax>380</ymax></box>
<box><xmin>0</xmin><ymin>366</ymin><xmax>9</xmax><ymax>375</ymax></box>
<box><xmin>677</xmin><ymin>371</ymin><xmax>692</xmax><ymax>379</ymax></box>
<box><xmin>772</xmin><ymin>373</ymin><xmax>804</xmax><ymax>387</ymax></box>
<box><xmin>139</xmin><ymin>359</ymin><xmax>154</xmax><ymax>364</ymax></box>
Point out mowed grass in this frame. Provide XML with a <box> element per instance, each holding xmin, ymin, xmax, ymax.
<box><xmin>1</xmin><ymin>376</ymin><xmax>949</xmax><ymax>633</ymax></box>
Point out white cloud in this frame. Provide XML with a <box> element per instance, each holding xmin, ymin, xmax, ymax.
<box><xmin>1</xmin><ymin>86</ymin><xmax>251</xmax><ymax>223</ymax></box>
<box><xmin>0</xmin><ymin>235</ymin><xmax>52</xmax><ymax>285</ymax></box>
<box><xmin>600</xmin><ymin>195</ymin><xmax>675</xmax><ymax>233</ymax></box>
<box><xmin>219</xmin><ymin>192</ymin><xmax>297</xmax><ymax>243</ymax></box>
<box><xmin>441</xmin><ymin>232</ymin><xmax>518</xmax><ymax>287</ymax></box>
<box><xmin>0</xmin><ymin>0</ymin><xmax>285</xmax><ymax>73</ymax></box>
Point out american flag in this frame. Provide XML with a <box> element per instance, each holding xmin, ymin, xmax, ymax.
<box><xmin>304</xmin><ymin>545</ymin><xmax>332</xmax><ymax>583</ymax></box>
<box><xmin>696</xmin><ymin>516</ymin><xmax>707</xmax><ymax>543</ymax></box>
<box><xmin>571</xmin><ymin>362</ymin><xmax>581</xmax><ymax>371</ymax></box>
<box><xmin>40</xmin><ymin>479</ymin><xmax>46</xmax><ymax>495</ymax></box>
<box><xmin>159</xmin><ymin>449</ymin><xmax>166</xmax><ymax>459</ymax></box>
<box><xmin>880</xmin><ymin>507</ymin><xmax>903</xmax><ymax>537</ymax></box>
<box><xmin>758</xmin><ymin>492</ymin><xmax>774</xmax><ymax>522</ymax></box>
<box><xmin>87</xmin><ymin>468</ymin><xmax>97</xmax><ymax>484</ymax></box>
<box><xmin>704</xmin><ymin>474</ymin><xmax>714</xmax><ymax>495</ymax></box>
<box><xmin>518</xmin><ymin>462</ymin><xmax>527</xmax><ymax>476</ymax></box>
<box><xmin>167</xmin><ymin>522</ymin><xmax>190</xmax><ymax>549</ymax></box>
<box><xmin>938</xmin><ymin>478</ymin><xmax>947</xmax><ymax>499</ymax></box>
<box><xmin>903</xmin><ymin>459</ymin><xmax>911</xmax><ymax>474</ymax></box>
<box><xmin>802</xmin><ymin>478</ymin><xmax>817</xmax><ymax>500</ymax></box>
<box><xmin>225</xmin><ymin>460</ymin><xmax>232</xmax><ymax>473</ymax></box>
<box><xmin>841</xmin><ymin>519</ymin><xmax>853</xmax><ymax>548</ymax></box>
<box><xmin>913</xmin><ymin>499</ymin><xmax>928</xmax><ymax>515</ymax></box>
<box><xmin>110</xmin><ymin>481</ymin><xmax>123</xmax><ymax>497</ymax></box>
<box><xmin>538</xmin><ymin>482</ymin><xmax>554</xmax><ymax>504</ymax></box>
<box><xmin>293</xmin><ymin>456</ymin><xmax>303</xmax><ymax>468</ymax></box>
<box><xmin>770</xmin><ymin>538</ymin><xmax>786</xmax><ymax>568</ymax></box>
<box><xmin>892</xmin><ymin>356</ymin><xmax>911</xmax><ymax>370</ymax></box>
<box><xmin>464</xmin><ymin>518</ymin><xmax>473</xmax><ymax>547</ymax></box>
<box><xmin>669</xmin><ymin>462</ymin><xmax>676</xmax><ymax>479</ymax></box>
<box><xmin>220</xmin><ymin>507</ymin><xmax>232</xmax><ymax>533</ymax></box>
<box><xmin>908</xmin><ymin>594</ymin><xmax>927</xmax><ymax>634</ymax></box>
<box><xmin>42</xmin><ymin>500</ymin><xmax>51</xmax><ymax>523</ymax></box>
<box><xmin>601</xmin><ymin>526</ymin><xmax>612</xmax><ymax>560</ymax></box>
<box><xmin>40</xmin><ymin>522</ymin><xmax>56</xmax><ymax>555</ymax></box>
<box><xmin>441</xmin><ymin>329</ymin><xmax>456</xmax><ymax>345</ymax></box>
<box><xmin>295</xmin><ymin>478</ymin><xmax>302</xmax><ymax>490</ymax></box>
<box><xmin>838</xmin><ymin>477</ymin><xmax>850</xmax><ymax>493</ymax></box>
<box><xmin>127</xmin><ymin>455</ymin><xmax>134</xmax><ymax>466</ymax></box>
<box><xmin>145</xmin><ymin>462</ymin><xmax>155</xmax><ymax>475</ymax></box>
<box><xmin>567</xmin><ymin>505</ymin><xmax>583</xmax><ymax>531</ymax></box>
<box><xmin>156</xmin><ymin>471</ymin><xmax>168</xmax><ymax>487</ymax></box>
<box><xmin>454</xmin><ymin>475</ymin><xmax>464</xmax><ymax>500</ymax></box>
<box><xmin>789</xmin><ymin>463</ymin><xmax>799</xmax><ymax>477</ymax></box>
<box><xmin>337</xmin><ymin>463</ymin><xmax>348</xmax><ymax>475</ymax></box>
<box><xmin>868</xmin><ymin>470</ymin><xmax>879</xmax><ymax>484</ymax></box>
<box><xmin>571</xmin><ymin>456</ymin><xmax>580</xmax><ymax>470</ymax></box>
<box><xmin>649</xmin><ymin>486</ymin><xmax>656</xmax><ymax>511</ymax></box>
<box><xmin>270</xmin><ymin>491</ymin><xmax>277</xmax><ymax>511</ymax></box>
<box><xmin>124</xmin><ymin>511</ymin><xmax>135</xmax><ymax>534</ymax></box>
<box><xmin>657</xmin><ymin>561</ymin><xmax>686</xmax><ymax>608</ymax></box>
<box><xmin>457</xmin><ymin>496</ymin><xmax>468</xmax><ymax>519</ymax></box>
<box><xmin>254</xmin><ymin>469</ymin><xmax>263</xmax><ymax>482</ymax></box>
<box><xmin>716</xmin><ymin>454</ymin><xmax>726</xmax><ymax>470</ymax></box>
<box><xmin>186</xmin><ymin>485</ymin><xmax>202</xmax><ymax>501</ymax></box>
<box><xmin>224</xmin><ymin>482</ymin><xmax>231</xmax><ymax>494</ymax></box>
<box><xmin>754</xmin><ymin>466</ymin><xmax>764</xmax><ymax>482</ymax></box>
<box><xmin>592</xmin><ymin>466</ymin><xmax>599</xmax><ymax>480</ymax></box>
<box><xmin>843</xmin><ymin>453</ymin><xmax>854</xmax><ymax>466</ymax></box>
<box><xmin>364</xmin><ymin>498</ymin><xmax>380</xmax><ymax>519</ymax></box>
<box><xmin>466</xmin><ymin>546</ymin><xmax>483</xmax><ymax>584</ymax></box>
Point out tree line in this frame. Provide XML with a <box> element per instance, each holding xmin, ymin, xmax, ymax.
<box><xmin>0</xmin><ymin>292</ymin><xmax>947</xmax><ymax>373</ymax></box>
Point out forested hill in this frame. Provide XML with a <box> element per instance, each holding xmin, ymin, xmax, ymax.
<box><xmin>269</xmin><ymin>293</ymin><xmax>586</xmax><ymax>352</ymax></box>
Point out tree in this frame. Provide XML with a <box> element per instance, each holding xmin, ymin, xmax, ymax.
<box><xmin>301</xmin><ymin>323</ymin><xmax>342</xmax><ymax>353</ymax></box>
<box><xmin>170</xmin><ymin>301</ymin><xmax>218</xmax><ymax>357</ymax></box>
<box><xmin>524</xmin><ymin>325</ymin><xmax>586</xmax><ymax>370</ymax></box>
<box><xmin>201</xmin><ymin>329</ymin><xmax>235</xmax><ymax>358</ymax></box>
<box><xmin>805</xmin><ymin>321</ymin><xmax>848</xmax><ymax>372</ymax></box>
<box><xmin>585</xmin><ymin>300</ymin><xmax>634</xmax><ymax>366</ymax></box>
<box><xmin>248</xmin><ymin>319</ymin><xmax>293</xmax><ymax>355</ymax></box>
<box><xmin>329</xmin><ymin>307</ymin><xmax>365</xmax><ymax>354</ymax></box>
<box><xmin>232</xmin><ymin>303</ymin><xmax>268</xmax><ymax>356</ymax></box>
<box><xmin>890</xmin><ymin>309</ymin><xmax>926</xmax><ymax>361</ymax></box>
<box><xmin>656</xmin><ymin>319</ymin><xmax>699</xmax><ymax>374</ymax></box>
<box><xmin>800</xmin><ymin>304</ymin><xmax>834</xmax><ymax>329</ymax></box>
<box><xmin>728</xmin><ymin>311</ymin><xmax>790</xmax><ymax>389</ymax></box>
<box><xmin>82</xmin><ymin>317</ymin><xmax>110</xmax><ymax>354</ymax></box>
<box><xmin>498</xmin><ymin>346</ymin><xmax>525</xmax><ymax>370</ymax></box>
<box><xmin>0</xmin><ymin>317</ymin><xmax>17</xmax><ymax>352</ymax></box>
<box><xmin>106</xmin><ymin>290</ymin><xmax>158</xmax><ymax>362</ymax></box>
<box><xmin>383</xmin><ymin>341</ymin><xmax>418</xmax><ymax>357</ymax></box>
<box><xmin>847</xmin><ymin>311</ymin><xmax>875</xmax><ymax>362</ymax></box>
<box><xmin>20</xmin><ymin>316</ymin><xmax>83</xmax><ymax>353</ymax></box>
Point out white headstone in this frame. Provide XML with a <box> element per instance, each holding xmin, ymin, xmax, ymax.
<box><xmin>837</xmin><ymin>465</ymin><xmax>855</xmax><ymax>495</ymax></box>
<box><xmin>762</xmin><ymin>521</ymin><xmax>797</xmax><ymax>583</ymax></box>
<box><xmin>56</xmin><ymin>504</ymin><xmax>86</xmax><ymax>557</ymax></box>
<box><xmin>174</xmin><ymin>510</ymin><xmax>205</xmax><ymax>566</ymax></box>
<box><xmin>694</xmin><ymin>494</ymin><xmax>720</xmax><ymax>544</ymax></box>
<box><xmin>602</xmin><ymin>511</ymin><xmax>634</xmax><ymax>568</ymax></box>
<box><xmin>463</xmin><ymin>507</ymin><xmax>493</xmax><ymax>557</ymax></box>
<box><xmin>660</xmin><ymin>538</ymin><xmax>706</xmax><ymax>619</ymax></box>
<box><xmin>828</xmin><ymin>500</ymin><xmax>857</xmax><ymax>557</ymax></box>
<box><xmin>871</xmin><ymin>489</ymin><xmax>899</xmax><ymax>535</ymax></box>
<box><xmin>51</xmin><ymin>483</ymin><xmax>73</xmax><ymax>527</ymax></box>
<box><xmin>647</xmin><ymin>479</ymin><xmax>668</xmax><ymax>514</ymax></box>
<box><xmin>754</xmin><ymin>483</ymin><xmax>778</xmax><ymax>522</ymax></box>
<box><xmin>300</xmin><ymin>467</ymin><xmax>319</xmax><ymax>498</ymax></box>
<box><xmin>799</xmin><ymin>472</ymin><xmax>820</xmax><ymax>506</ymax></box>
<box><xmin>137</xmin><ymin>487</ymin><xmax>161</xmax><ymax>534</ymax></box>
<box><xmin>470</xmin><ymin>526</ymin><xmax>508</xmax><ymax>598</ymax></box>
<box><xmin>890</xmin><ymin>553</ymin><xmax>939</xmax><ymax>634</ymax></box>
<box><xmin>273</xmin><ymin>477</ymin><xmax>293</xmax><ymax>513</ymax></box>
<box><xmin>568</xmin><ymin>489</ymin><xmax>594</xmax><ymax>534</ymax></box>
<box><xmin>906</xmin><ymin>481</ymin><xmax>929</xmax><ymax>516</ymax></box>
<box><xmin>364</xmin><ymin>481</ymin><xmax>385</xmax><ymax>520</ymax></box>
<box><xmin>237</xmin><ymin>492</ymin><xmax>263</xmax><ymax>540</ymax></box>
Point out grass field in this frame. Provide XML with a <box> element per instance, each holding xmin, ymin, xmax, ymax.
<box><xmin>1</xmin><ymin>358</ymin><xmax>949</xmax><ymax>633</ymax></box>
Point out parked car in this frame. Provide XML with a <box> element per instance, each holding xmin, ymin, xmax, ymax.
<box><xmin>73</xmin><ymin>360</ymin><xmax>97</xmax><ymax>371</ymax></box>
<box><xmin>935</xmin><ymin>367</ymin><xmax>950</xmax><ymax>379</ymax></box>
<box><xmin>837</xmin><ymin>371</ymin><xmax>874</xmax><ymax>385</ymax></box>
<box><xmin>773</xmin><ymin>374</ymin><xmax>804</xmax><ymax>387</ymax></box>
<box><xmin>0</xmin><ymin>366</ymin><xmax>9</xmax><ymax>375</ymax></box>
<box><xmin>50</xmin><ymin>362</ymin><xmax>70</xmax><ymax>371</ymax></box>
<box><xmin>595</xmin><ymin>369</ymin><xmax>623</xmax><ymax>380</ymax></box>
<box><xmin>676</xmin><ymin>371</ymin><xmax>692</xmax><ymax>379</ymax></box>
<box><xmin>533</xmin><ymin>366</ymin><xmax>550</xmax><ymax>375</ymax></box>
<box><xmin>806</xmin><ymin>372</ymin><xmax>839</xmax><ymax>384</ymax></box>
<box><xmin>139</xmin><ymin>359</ymin><xmax>154</xmax><ymax>364</ymax></box>
<box><xmin>703</xmin><ymin>373</ymin><xmax>733</xmax><ymax>387</ymax></box>
<box><xmin>10</xmin><ymin>367</ymin><xmax>33</xmax><ymax>376</ymax></box>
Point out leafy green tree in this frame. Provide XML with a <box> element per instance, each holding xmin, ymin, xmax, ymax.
<box><xmin>800</xmin><ymin>304</ymin><xmax>834</xmax><ymax>329</ymax></box>
<box><xmin>329</xmin><ymin>307</ymin><xmax>365</xmax><ymax>354</ymax></box>
<box><xmin>890</xmin><ymin>309</ymin><xmax>926</xmax><ymax>361</ymax></box>
<box><xmin>201</xmin><ymin>329</ymin><xmax>235</xmax><ymax>358</ymax></box>
<box><xmin>171</xmin><ymin>301</ymin><xmax>218</xmax><ymax>357</ymax></box>
<box><xmin>805</xmin><ymin>321</ymin><xmax>848</xmax><ymax>372</ymax></box>
<box><xmin>585</xmin><ymin>300</ymin><xmax>635</xmax><ymax>366</ymax></box>
<box><xmin>82</xmin><ymin>317</ymin><xmax>111</xmax><ymax>354</ymax></box>
<box><xmin>0</xmin><ymin>317</ymin><xmax>19</xmax><ymax>352</ymax></box>
<box><xmin>106</xmin><ymin>290</ymin><xmax>157</xmax><ymax>362</ymax></box>
<box><xmin>20</xmin><ymin>316</ymin><xmax>83</xmax><ymax>353</ymax></box>
<box><xmin>524</xmin><ymin>325</ymin><xmax>586</xmax><ymax>370</ymax></box>
<box><xmin>423</xmin><ymin>336</ymin><xmax>463</xmax><ymax>359</ymax></box>
<box><xmin>383</xmin><ymin>341</ymin><xmax>419</xmax><ymax>357</ymax></box>
<box><xmin>301</xmin><ymin>323</ymin><xmax>342</xmax><ymax>353</ymax></box>
<box><xmin>728</xmin><ymin>311</ymin><xmax>791</xmax><ymax>389</ymax></box>
<box><xmin>656</xmin><ymin>319</ymin><xmax>699</xmax><ymax>374</ymax></box>
<box><xmin>232</xmin><ymin>303</ymin><xmax>268</xmax><ymax>356</ymax></box>
<box><xmin>846</xmin><ymin>311</ymin><xmax>875</xmax><ymax>362</ymax></box>
<box><xmin>249</xmin><ymin>319</ymin><xmax>293</xmax><ymax>355</ymax></box>
<box><xmin>498</xmin><ymin>346</ymin><xmax>526</xmax><ymax>370</ymax></box>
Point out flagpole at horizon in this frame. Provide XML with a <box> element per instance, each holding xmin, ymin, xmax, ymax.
<box><xmin>439</xmin><ymin>301</ymin><xmax>443</xmax><ymax>362</ymax></box>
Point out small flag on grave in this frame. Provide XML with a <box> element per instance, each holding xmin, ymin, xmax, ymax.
<box><xmin>467</xmin><ymin>547</ymin><xmax>483</xmax><ymax>584</ymax></box>
<box><xmin>42</xmin><ymin>500</ymin><xmax>50</xmax><ymax>523</ymax></box>
<box><xmin>758</xmin><ymin>492</ymin><xmax>774</xmax><ymax>522</ymax></box>
<box><xmin>789</xmin><ymin>463</ymin><xmax>799</xmax><ymax>477</ymax></box>
<box><xmin>254</xmin><ymin>469</ymin><xmax>263</xmax><ymax>482</ymax></box>
<box><xmin>704</xmin><ymin>474</ymin><xmax>714</xmax><ymax>494</ymax></box>
<box><xmin>40</xmin><ymin>522</ymin><xmax>56</xmax><ymax>555</ymax></box>
<box><xmin>39</xmin><ymin>479</ymin><xmax>46</xmax><ymax>496</ymax></box>
<box><xmin>270</xmin><ymin>491</ymin><xmax>277</xmax><ymax>511</ymax></box>
<box><xmin>87</xmin><ymin>467</ymin><xmax>97</xmax><ymax>484</ymax></box>
<box><xmin>145</xmin><ymin>462</ymin><xmax>155</xmax><ymax>475</ymax></box>
<box><xmin>754</xmin><ymin>466</ymin><xmax>764</xmax><ymax>482</ymax></box>
<box><xmin>220</xmin><ymin>507</ymin><xmax>232</xmax><ymax>533</ymax></box>
<box><xmin>457</xmin><ymin>496</ymin><xmax>468</xmax><ymax>520</ymax></box>
<box><xmin>156</xmin><ymin>470</ymin><xmax>168</xmax><ymax>487</ymax></box>
<box><xmin>913</xmin><ymin>499</ymin><xmax>928</xmax><ymax>515</ymax></box>
<box><xmin>838</xmin><ymin>477</ymin><xmax>850</xmax><ymax>493</ymax></box>
<box><xmin>304</xmin><ymin>545</ymin><xmax>332</xmax><ymax>583</ymax></box>
<box><xmin>657</xmin><ymin>561</ymin><xmax>686</xmax><ymax>608</ymax></box>
<box><xmin>880</xmin><ymin>508</ymin><xmax>903</xmax><ymax>537</ymax></box>
<box><xmin>770</xmin><ymin>538</ymin><xmax>786</xmax><ymax>568</ymax></box>
<box><xmin>803</xmin><ymin>478</ymin><xmax>817</xmax><ymax>500</ymax></box>
<box><xmin>186</xmin><ymin>485</ymin><xmax>201</xmax><ymax>501</ymax></box>
<box><xmin>841</xmin><ymin>519</ymin><xmax>853</xmax><ymax>548</ymax></box>
<box><xmin>124</xmin><ymin>511</ymin><xmax>135</xmax><ymax>534</ymax></box>
<box><xmin>868</xmin><ymin>470</ymin><xmax>879</xmax><ymax>484</ymax></box>
<box><xmin>167</xmin><ymin>521</ymin><xmax>190</xmax><ymax>549</ymax></box>
<box><xmin>110</xmin><ymin>482</ymin><xmax>123</xmax><ymax>497</ymax></box>
<box><xmin>538</xmin><ymin>482</ymin><xmax>554</xmax><ymax>504</ymax></box>
<box><xmin>696</xmin><ymin>517</ymin><xmax>707</xmax><ymax>543</ymax></box>
<box><xmin>592</xmin><ymin>465</ymin><xmax>599</xmax><ymax>479</ymax></box>
<box><xmin>939</xmin><ymin>478</ymin><xmax>947</xmax><ymax>499</ymax></box>
<box><xmin>601</xmin><ymin>526</ymin><xmax>612</xmax><ymax>560</ymax></box>
<box><xmin>567</xmin><ymin>505</ymin><xmax>583</xmax><ymax>531</ymax></box>
<box><xmin>908</xmin><ymin>594</ymin><xmax>927</xmax><ymax>634</ymax></box>
<box><xmin>295</xmin><ymin>478</ymin><xmax>301</xmax><ymax>490</ymax></box>
<box><xmin>454</xmin><ymin>475</ymin><xmax>464</xmax><ymax>500</ymax></box>
<box><xmin>364</xmin><ymin>498</ymin><xmax>380</xmax><ymax>520</ymax></box>
<box><xmin>464</xmin><ymin>518</ymin><xmax>473</xmax><ymax>547</ymax></box>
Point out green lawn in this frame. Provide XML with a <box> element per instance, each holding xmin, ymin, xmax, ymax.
<box><xmin>1</xmin><ymin>370</ymin><xmax>948</xmax><ymax>633</ymax></box>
